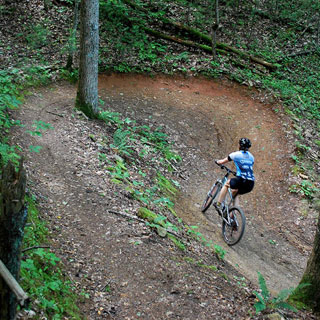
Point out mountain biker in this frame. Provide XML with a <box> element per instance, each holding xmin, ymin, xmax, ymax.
<box><xmin>214</xmin><ymin>138</ymin><xmax>255</xmax><ymax>213</ymax></box>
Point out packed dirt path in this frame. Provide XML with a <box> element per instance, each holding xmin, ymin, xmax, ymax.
<box><xmin>98</xmin><ymin>74</ymin><xmax>312</xmax><ymax>292</ymax></box>
<box><xmin>14</xmin><ymin>74</ymin><xmax>316</xmax><ymax>318</ymax></box>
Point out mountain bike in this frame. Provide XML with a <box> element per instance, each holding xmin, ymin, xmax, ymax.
<box><xmin>201</xmin><ymin>161</ymin><xmax>246</xmax><ymax>246</ymax></box>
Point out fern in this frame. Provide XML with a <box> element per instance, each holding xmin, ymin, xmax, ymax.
<box><xmin>257</xmin><ymin>271</ymin><xmax>270</xmax><ymax>301</ymax></box>
<box><xmin>0</xmin><ymin>143</ymin><xmax>20</xmax><ymax>167</ymax></box>
<box><xmin>253</xmin><ymin>272</ymin><xmax>304</xmax><ymax>314</ymax></box>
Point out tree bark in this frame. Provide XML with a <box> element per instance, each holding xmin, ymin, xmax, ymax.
<box><xmin>66</xmin><ymin>0</ymin><xmax>80</xmax><ymax>71</ymax></box>
<box><xmin>211</xmin><ymin>0</ymin><xmax>219</xmax><ymax>60</ymax></box>
<box><xmin>76</xmin><ymin>0</ymin><xmax>99</xmax><ymax>119</ymax></box>
<box><xmin>291</xmin><ymin>215</ymin><xmax>320</xmax><ymax>312</ymax></box>
<box><xmin>0</xmin><ymin>160</ymin><xmax>27</xmax><ymax>320</ymax></box>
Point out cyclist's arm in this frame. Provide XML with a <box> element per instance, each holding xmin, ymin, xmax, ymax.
<box><xmin>216</xmin><ymin>157</ymin><xmax>229</xmax><ymax>165</ymax></box>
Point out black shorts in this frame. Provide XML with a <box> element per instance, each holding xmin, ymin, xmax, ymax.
<box><xmin>230</xmin><ymin>176</ymin><xmax>254</xmax><ymax>195</ymax></box>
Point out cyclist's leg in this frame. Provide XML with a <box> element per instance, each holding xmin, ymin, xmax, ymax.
<box><xmin>232</xmin><ymin>190</ymin><xmax>239</xmax><ymax>207</ymax></box>
<box><xmin>216</xmin><ymin>179</ymin><xmax>230</xmax><ymax>204</ymax></box>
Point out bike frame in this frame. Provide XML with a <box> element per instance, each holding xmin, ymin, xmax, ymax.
<box><xmin>217</xmin><ymin>169</ymin><xmax>236</xmax><ymax>224</ymax></box>
<box><xmin>201</xmin><ymin>162</ymin><xmax>246</xmax><ymax>245</ymax></box>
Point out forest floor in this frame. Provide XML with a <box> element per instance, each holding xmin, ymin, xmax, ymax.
<box><xmin>12</xmin><ymin>74</ymin><xmax>318</xmax><ymax>319</ymax></box>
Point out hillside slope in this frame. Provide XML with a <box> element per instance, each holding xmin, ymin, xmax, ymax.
<box><xmin>12</xmin><ymin>75</ymin><xmax>317</xmax><ymax>319</ymax></box>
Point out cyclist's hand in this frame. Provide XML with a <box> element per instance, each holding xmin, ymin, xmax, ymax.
<box><xmin>215</xmin><ymin>160</ymin><xmax>221</xmax><ymax>165</ymax></box>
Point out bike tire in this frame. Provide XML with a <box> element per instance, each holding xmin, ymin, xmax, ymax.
<box><xmin>201</xmin><ymin>183</ymin><xmax>220</xmax><ymax>213</ymax></box>
<box><xmin>222</xmin><ymin>206</ymin><xmax>246</xmax><ymax>246</ymax></box>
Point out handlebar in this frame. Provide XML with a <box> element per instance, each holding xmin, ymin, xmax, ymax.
<box><xmin>215</xmin><ymin>160</ymin><xmax>237</xmax><ymax>176</ymax></box>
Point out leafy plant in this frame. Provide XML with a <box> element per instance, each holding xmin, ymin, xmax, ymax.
<box><xmin>25</xmin><ymin>22</ymin><xmax>52</xmax><ymax>49</ymax></box>
<box><xmin>214</xmin><ymin>244</ymin><xmax>226</xmax><ymax>260</ymax></box>
<box><xmin>289</xmin><ymin>180</ymin><xmax>319</xmax><ymax>199</ymax></box>
<box><xmin>21</xmin><ymin>196</ymin><xmax>83</xmax><ymax>319</ymax></box>
<box><xmin>253</xmin><ymin>272</ymin><xmax>308</xmax><ymax>314</ymax></box>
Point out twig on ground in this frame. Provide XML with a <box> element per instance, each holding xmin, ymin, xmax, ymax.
<box><xmin>46</xmin><ymin>110</ymin><xmax>64</xmax><ymax>117</ymax></box>
<box><xmin>108</xmin><ymin>210</ymin><xmax>145</xmax><ymax>223</ymax></box>
<box><xmin>22</xmin><ymin>245</ymin><xmax>50</xmax><ymax>253</ymax></box>
<box><xmin>165</xmin><ymin>159</ymin><xmax>187</xmax><ymax>180</ymax></box>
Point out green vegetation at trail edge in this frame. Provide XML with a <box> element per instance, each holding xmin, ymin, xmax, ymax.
<box><xmin>96</xmin><ymin>0</ymin><xmax>320</xmax><ymax>200</ymax></box>
<box><xmin>21</xmin><ymin>195</ymin><xmax>84</xmax><ymax>319</ymax></box>
<box><xmin>1</xmin><ymin>0</ymin><xmax>320</xmax><ymax>317</ymax></box>
<box><xmin>99</xmin><ymin>0</ymin><xmax>320</xmax><ymax>122</ymax></box>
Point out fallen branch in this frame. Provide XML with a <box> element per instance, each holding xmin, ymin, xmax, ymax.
<box><xmin>165</xmin><ymin>159</ymin><xmax>187</xmax><ymax>180</ymax></box>
<box><xmin>277</xmin><ymin>50</ymin><xmax>320</xmax><ymax>62</ymax></box>
<box><xmin>22</xmin><ymin>245</ymin><xmax>50</xmax><ymax>253</ymax></box>
<box><xmin>122</xmin><ymin>0</ymin><xmax>277</xmax><ymax>70</ymax></box>
<box><xmin>46</xmin><ymin>111</ymin><xmax>64</xmax><ymax>117</ymax></box>
<box><xmin>108</xmin><ymin>209</ymin><xmax>145</xmax><ymax>223</ymax></box>
<box><xmin>142</xmin><ymin>26</ymin><xmax>226</xmax><ymax>55</ymax></box>
<box><xmin>0</xmin><ymin>259</ymin><xmax>29</xmax><ymax>306</ymax></box>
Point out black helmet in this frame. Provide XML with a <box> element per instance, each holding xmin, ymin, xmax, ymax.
<box><xmin>239</xmin><ymin>138</ymin><xmax>251</xmax><ymax>151</ymax></box>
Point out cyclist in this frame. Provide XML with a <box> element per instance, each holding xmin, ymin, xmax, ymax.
<box><xmin>214</xmin><ymin>138</ymin><xmax>255</xmax><ymax>214</ymax></box>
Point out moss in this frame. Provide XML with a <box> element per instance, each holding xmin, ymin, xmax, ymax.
<box><xmin>137</xmin><ymin>207</ymin><xmax>163</xmax><ymax>225</ymax></box>
<box><xmin>289</xmin><ymin>276</ymin><xmax>316</xmax><ymax>311</ymax></box>
<box><xmin>156</xmin><ymin>173</ymin><xmax>177</xmax><ymax>196</ymax></box>
<box><xmin>75</xmin><ymin>96</ymin><xmax>98</xmax><ymax>119</ymax></box>
<box><xmin>168</xmin><ymin>234</ymin><xmax>186</xmax><ymax>251</ymax></box>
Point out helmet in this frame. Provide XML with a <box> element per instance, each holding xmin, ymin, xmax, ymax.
<box><xmin>239</xmin><ymin>138</ymin><xmax>251</xmax><ymax>151</ymax></box>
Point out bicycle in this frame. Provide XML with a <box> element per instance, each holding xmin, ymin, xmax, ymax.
<box><xmin>201</xmin><ymin>161</ymin><xmax>246</xmax><ymax>246</ymax></box>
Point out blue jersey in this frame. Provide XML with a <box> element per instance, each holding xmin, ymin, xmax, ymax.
<box><xmin>228</xmin><ymin>151</ymin><xmax>255</xmax><ymax>181</ymax></box>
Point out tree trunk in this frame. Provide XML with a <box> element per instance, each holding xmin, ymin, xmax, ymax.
<box><xmin>291</xmin><ymin>214</ymin><xmax>320</xmax><ymax>312</ymax></box>
<box><xmin>211</xmin><ymin>0</ymin><xmax>219</xmax><ymax>60</ymax></box>
<box><xmin>76</xmin><ymin>0</ymin><xmax>99</xmax><ymax>119</ymax></box>
<box><xmin>66</xmin><ymin>0</ymin><xmax>80</xmax><ymax>71</ymax></box>
<box><xmin>0</xmin><ymin>160</ymin><xmax>27</xmax><ymax>320</ymax></box>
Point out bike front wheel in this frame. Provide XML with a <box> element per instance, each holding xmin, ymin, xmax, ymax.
<box><xmin>222</xmin><ymin>206</ymin><xmax>246</xmax><ymax>246</ymax></box>
<box><xmin>201</xmin><ymin>182</ymin><xmax>220</xmax><ymax>213</ymax></box>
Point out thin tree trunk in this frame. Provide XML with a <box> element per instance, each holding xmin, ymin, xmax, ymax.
<box><xmin>211</xmin><ymin>0</ymin><xmax>219</xmax><ymax>59</ymax></box>
<box><xmin>317</xmin><ymin>15</ymin><xmax>320</xmax><ymax>46</ymax></box>
<box><xmin>0</xmin><ymin>160</ymin><xmax>27</xmax><ymax>320</ymax></box>
<box><xmin>66</xmin><ymin>0</ymin><xmax>80</xmax><ymax>71</ymax></box>
<box><xmin>291</xmin><ymin>214</ymin><xmax>320</xmax><ymax>312</ymax></box>
<box><xmin>76</xmin><ymin>0</ymin><xmax>99</xmax><ymax>119</ymax></box>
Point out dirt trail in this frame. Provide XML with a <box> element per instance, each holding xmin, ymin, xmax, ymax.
<box><xmin>14</xmin><ymin>74</ymin><xmax>315</xmax><ymax>318</ymax></box>
<box><xmin>98</xmin><ymin>74</ymin><xmax>310</xmax><ymax>292</ymax></box>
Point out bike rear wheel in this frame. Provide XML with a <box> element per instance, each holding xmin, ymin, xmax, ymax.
<box><xmin>222</xmin><ymin>206</ymin><xmax>246</xmax><ymax>246</ymax></box>
<box><xmin>201</xmin><ymin>182</ymin><xmax>220</xmax><ymax>213</ymax></box>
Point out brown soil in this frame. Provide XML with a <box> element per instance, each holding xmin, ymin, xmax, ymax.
<box><xmin>13</xmin><ymin>74</ymin><xmax>317</xmax><ymax>319</ymax></box>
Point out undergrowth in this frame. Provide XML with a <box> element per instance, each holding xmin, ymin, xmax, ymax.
<box><xmin>97</xmin><ymin>0</ymin><xmax>320</xmax><ymax>201</ymax></box>
<box><xmin>0</xmin><ymin>66</ymin><xmax>54</xmax><ymax>169</ymax></box>
<box><xmin>20</xmin><ymin>195</ymin><xmax>83</xmax><ymax>319</ymax></box>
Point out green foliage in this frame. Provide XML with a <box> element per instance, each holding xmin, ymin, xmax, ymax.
<box><xmin>22</xmin><ymin>196</ymin><xmax>83</xmax><ymax>319</ymax></box>
<box><xmin>253</xmin><ymin>272</ymin><xmax>308</xmax><ymax>314</ymax></box>
<box><xmin>26</xmin><ymin>120</ymin><xmax>54</xmax><ymax>137</ymax></box>
<box><xmin>21</xmin><ymin>250</ymin><xmax>81</xmax><ymax>319</ymax></box>
<box><xmin>0</xmin><ymin>66</ymin><xmax>54</xmax><ymax>169</ymax></box>
<box><xmin>107</xmin><ymin>157</ymin><xmax>130</xmax><ymax>182</ymax></box>
<box><xmin>289</xmin><ymin>180</ymin><xmax>319</xmax><ymax>199</ymax></box>
<box><xmin>110</xmin><ymin>128</ymin><xmax>136</xmax><ymax>157</ymax></box>
<box><xmin>0</xmin><ymin>143</ymin><xmax>20</xmax><ymax>167</ymax></box>
<box><xmin>25</xmin><ymin>22</ymin><xmax>52</xmax><ymax>49</ymax></box>
<box><xmin>0</xmin><ymin>69</ymin><xmax>23</xmax><ymax>168</ymax></box>
<box><xmin>213</xmin><ymin>244</ymin><xmax>226</xmax><ymax>260</ymax></box>
<box><xmin>60</xmin><ymin>68</ymin><xmax>79</xmax><ymax>83</ymax></box>
<box><xmin>168</xmin><ymin>234</ymin><xmax>186</xmax><ymax>251</ymax></box>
